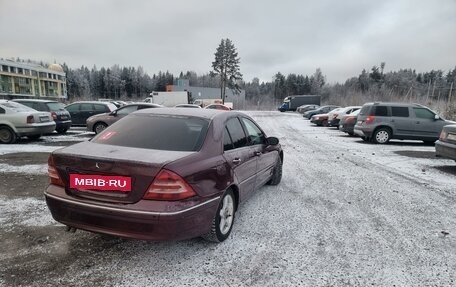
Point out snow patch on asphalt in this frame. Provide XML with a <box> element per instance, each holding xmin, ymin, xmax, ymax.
<box><xmin>0</xmin><ymin>197</ymin><xmax>55</xmax><ymax>228</ymax></box>
<box><xmin>0</xmin><ymin>163</ymin><xmax>48</xmax><ymax>174</ymax></box>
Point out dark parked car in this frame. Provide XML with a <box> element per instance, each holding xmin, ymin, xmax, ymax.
<box><xmin>65</xmin><ymin>101</ymin><xmax>117</xmax><ymax>126</ymax></box>
<box><xmin>435</xmin><ymin>124</ymin><xmax>456</xmax><ymax>161</ymax></box>
<box><xmin>354</xmin><ymin>102</ymin><xmax>454</xmax><ymax>144</ymax></box>
<box><xmin>45</xmin><ymin>108</ymin><xmax>283</xmax><ymax>242</ymax></box>
<box><xmin>303</xmin><ymin>105</ymin><xmax>340</xmax><ymax>119</ymax></box>
<box><xmin>86</xmin><ymin>103</ymin><xmax>163</xmax><ymax>134</ymax></box>
<box><xmin>13</xmin><ymin>99</ymin><xmax>72</xmax><ymax>133</ymax></box>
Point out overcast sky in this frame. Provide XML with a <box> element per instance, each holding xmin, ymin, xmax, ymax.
<box><xmin>0</xmin><ymin>0</ymin><xmax>455</xmax><ymax>83</ymax></box>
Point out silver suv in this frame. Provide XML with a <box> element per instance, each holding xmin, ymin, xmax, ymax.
<box><xmin>354</xmin><ymin>102</ymin><xmax>453</xmax><ymax>144</ymax></box>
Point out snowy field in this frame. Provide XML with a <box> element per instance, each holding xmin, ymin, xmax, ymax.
<box><xmin>1</xmin><ymin>111</ymin><xmax>455</xmax><ymax>286</ymax></box>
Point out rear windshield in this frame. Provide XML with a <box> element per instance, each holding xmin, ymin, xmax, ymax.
<box><xmin>358</xmin><ymin>105</ymin><xmax>371</xmax><ymax>116</ymax></box>
<box><xmin>92</xmin><ymin>114</ymin><xmax>209</xmax><ymax>151</ymax></box>
<box><xmin>46</xmin><ymin>102</ymin><xmax>65</xmax><ymax>111</ymax></box>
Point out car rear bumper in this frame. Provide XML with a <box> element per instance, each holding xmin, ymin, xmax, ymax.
<box><xmin>328</xmin><ymin>119</ymin><xmax>340</xmax><ymax>126</ymax></box>
<box><xmin>55</xmin><ymin>120</ymin><xmax>72</xmax><ymax>130</ymax></box>
<box><xmin>339</xmin><ymin>124</ymin><xmax>354</xmax><ymax>133</ymax></box>
<box><xmin>15</xmin><ymin>122</ymin><xmax>56</xmax><ymax>136</ymax></box>
<box><xmin>354</xmin><ymin>126</ymin><xmax>372</xmax><ymax>138</ymax></box>
<box><xmin>45</xmin><ymin>185</ymin><xmax>220</xmax><ymax>241</ymax></box>
<box><xmin>435</xmin><ymin>140</ymin><xmax>456</xmax><ymax>161</ymax></box>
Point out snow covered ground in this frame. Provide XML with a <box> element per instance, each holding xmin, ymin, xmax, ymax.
<box><xmin>0</xmin><ymin>111</ymin><xmax>455</xmax><ymax>286</ymax></box>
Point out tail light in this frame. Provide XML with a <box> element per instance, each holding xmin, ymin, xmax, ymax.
<box><xmin>26</xmin><ymin>115</ymin><xmax>35</xmax><ymax>123</ymax></box>
<box><xmin>51</xmin><ymin>112</ymin><xmax>58</xmax><ymax>120</ymax></box>
<box><xmin>143</xmin><ymin>169</ymin><xmax>196</xmax><ymax>201</ymax></box>
<box><xmin>345</xmin><ymin>116</ymin><xmax>356</xmax><ymax>124</ymax></box>
<box><xmin>439</xmin><ymin>130</ymin><xmax>448</xmax><ymax>141</ymax></box>
<box><xmin>48</xmin><ymin>155</ymin><xmax>64</xmax><ymax>186</ymax></box>
<box><xmin>365</xmin><ymin>116</ymin><xmax>375</xmax><ymax>124</ymax></box>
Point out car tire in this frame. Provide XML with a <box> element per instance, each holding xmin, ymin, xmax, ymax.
<box><xmin>361</xmin><ymin>136</ymin><xmax>369</xmax><ymax>142</ymax></box>
<box><xmin>202</xmin><ymin>189</ymin><xmax>235</xmax><ymax>243</ymax></box>
<box><xmin>0</xmin><ymin>126</ymin><xmax>17</xmax><ymax>144</ymax></box>
<box><xmin>372</xmin><ymin>127</ymin><xmax>391</xmax><ymax>144</ymax></box>
<box><xmin>322</xmin><ymin>120</ymin><xmax>328</xmax><ymax>127</ymax></box>
<box><xmin>27</xmin><ymin>134</ymin><xmax>41</xmax><ymax>140</ymax></box>
<box><xmin>94</xmin><ymin>122</ymin><xmax>108</xmax><ymax>134</ymax></box>
<box><xmin>56</xmin><ymin>128</ymin><xmax>68</xmax><ymax>134</ymax></box>
<box><xmin>267</xmin><ymin>157</ymin><xmax>282</xmax><ymax>185</ymax></box>
<box><xmin>348</xmin><ymin>132</ymin><xmax>354</xmax><ymax>136</ymax></box>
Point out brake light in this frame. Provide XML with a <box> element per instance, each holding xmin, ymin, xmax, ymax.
<box><xmin>51</xmin><ymin>112</ymin><xmax>57</xmax><ymax>120</ymax></box>
<box><xmin>26</xmin><ymin>115</ymin><xmax>35</xmax><ymax>123</ymax></box>
<box><xmin>345</xmin><ymin>116</ymin><xmax>355</xmax><ymax>124</ymax></box>
<box><xmin>439</xmin><ymin>130</ymin><xmax>448</xmax><ymax>141</ymax></box>
<box><xmin>365</xmin><ymin>116</ymin><xmax>375</xmax><ymax>124</ymax></box>
<box><xmin>48</xmin><ymin>155</ymin><xmax>64</xmax><ymax>186</ymax></box>
<box><xmin>144</xmin><ymin>169</ymin><xmax>196</xmax><ymax>201</ymax></box>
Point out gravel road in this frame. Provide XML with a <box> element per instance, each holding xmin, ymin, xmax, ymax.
<box><xmin>1</xmin><ymin>111</ymin><xmax>455</xmax><ymax>287</ymax></box>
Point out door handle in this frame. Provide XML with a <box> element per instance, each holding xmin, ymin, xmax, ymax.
<box><xmin>232</xmin><ymin>158</ymin><xmax>242</xmax><ymax>164</ymax></box>
<box><xmin>254</xmin><ymin>151</ymin><xmax>262</xmax><ymax>156</ymax></box>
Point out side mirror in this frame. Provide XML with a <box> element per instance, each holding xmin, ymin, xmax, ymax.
<box><xmin>110</xmin><ymin>110</ymin><xmax>117</xmax><ymax>116</ymax></box>
<box><xmin>434</xmin><ymin>114</ymin><xmax>440</xmax><ymax>120</ymax></box>
<box><xmin>267</xmin><ymin>136</ymin><xmax>279</xmax><ymax>145</ymax></box>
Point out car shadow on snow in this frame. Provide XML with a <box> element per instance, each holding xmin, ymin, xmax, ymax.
<box><xmin>393</xmin><ymin>150</ymin><xmax>437</xmax><ymax>159</ymax></box>
<box><xmin>433</xmin><ymin>165</ymin><xmax>456</xmax><ymax>175</ymax></box>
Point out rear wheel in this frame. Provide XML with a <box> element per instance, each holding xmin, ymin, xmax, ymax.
<box><xmin>94</xmin><ymin>122</ymin><xmax>108</xmax><ymax>134</ymax></box>
<box><xmin>0</xmin><ymin>126</ymin><xmax>17</xmax><ymax>144</ymax></box>
<box><xmin>202</xmin><ymin>189</ymin><xmax>235</xmax><ymax>243</ymax></box>
<box><xmin>372</xmin><ymin>128</ymin><xmax>391</xmax><ymax>144</ymax></box>
<box><xmin>322</xmin><ymin>120</ymin><xmax>328</xmax><ymax>127</ymax></box>
<box><xmin>56</xmin><ymin>128</ymin><xmax>68</xmax><ymax>134</ymax></box>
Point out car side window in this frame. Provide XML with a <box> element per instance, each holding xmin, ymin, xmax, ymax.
<box><xmin>241</xmin><ymin>117</ymin><xmax>266</xmax><ymax>145</ymax></box>
<box><xmin>80</xmin><ymin>103</ymin><xmax>93</xmax><ymax>111</ymax></box>
<box><xmin>223</xmin><ymin>127</ymin><xmax>234</xmax><ymax>151</ymax></box>
<box><xmin>94</xmin><ymin>104</ymin><xmax>107</xmax><ymax>112</ymax></box>
<box><xmin>413</xmin><ymin>108</ymin><xmax>435</xmax><ymax>120</ymax></box>
<box><xmin>391</xmin><ymin>107</ymin><xmax>409</xmax><ymax>117</ymax></box>
<box><xmin>0</xmin><ymin>107</ymin><xmax>5</xmax><ymax>114</ymax></box>
<box><xmin>225</xmin><ymin>117</ymin><xmax>247</xmax><ymax>149</ymax></box>
<box><xmin>65</xmin><ymin>104</ymin><xmax>79</xmax><ymax>112</ymax></box>
<box><xmin>374</xmin><ymin>106</ymin><xmax>389</xmax><ymax>116</ymax></box>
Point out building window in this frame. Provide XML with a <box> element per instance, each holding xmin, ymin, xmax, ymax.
<box><xmin>9</xmin><ymin>67</ymin><xmax>16</xmax><ymax>73</ymax></box>
<box><xmin>17</xmin><ymin>68</ymin><xmax>23</xmax><ymax>74</ymax></box>
<box><xmin>2</xmin><ymin>65</ymin><xmax>8</xmax><ymax>72</ymax></box>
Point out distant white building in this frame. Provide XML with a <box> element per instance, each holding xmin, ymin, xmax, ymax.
<box><xmin>0</xmin><ymin>58</ymin><xmax>67</xmax><ymax>99</ymax></box>
<box><xmin>168</xmin><ymin>79</ymin><xmax>246</xmax><ymax>109</ymax></box>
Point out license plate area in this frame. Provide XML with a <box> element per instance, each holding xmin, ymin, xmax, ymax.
<box><xmin>447</xmin><ymin>133</ymin><xmax>456</xmax><ymax>142</ymax></box>
<box><xmin>39</xmin><ymin>116</ymin><xmax>49</xmax><ymax>122</ymax></box>
<box><xmin>70</xmin><ymin>174</ymin><xmax>132</xmax><ymax>192</ymax></box>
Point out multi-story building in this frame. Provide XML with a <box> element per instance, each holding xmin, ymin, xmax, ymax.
<box><xmin>0</xmin><ymin>58</ymin><xmax>67</xmax><ymax>99</ymax></box>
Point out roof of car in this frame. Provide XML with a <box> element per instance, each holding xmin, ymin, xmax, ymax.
<box><xmin>134</xmin><ymin>107</ymin><xmax>243</xmax><ymax>120</ymax></box>
<box><xmin>67</xmin><ymin>101</ymin><xmax>112</xmax><ymax>105</ymax></box>
<box><xmin>12</xmin><ymin>99</ymin><xmax>60</xmax><ymax>103</ymax></box>
<box><xmin>365</xmin><ymin>102</ymin><xmax>424</xmax><ymax>107</ymax></box>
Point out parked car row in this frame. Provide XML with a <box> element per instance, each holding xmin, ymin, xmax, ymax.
<box><xmin>303</xmin><ymin>101</ymin><xmax>456</xmax><ymax>162</ymax></box>
<box><xmin>0</xmin><ymin>98</ymin><xmax>237</xmax><ymax>143</ymax></box>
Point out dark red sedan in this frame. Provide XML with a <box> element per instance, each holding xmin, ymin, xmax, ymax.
<box><xmin>45</xmin><ymin>108</ymin><xmax>283</xmax><ymax>242</ymax></box>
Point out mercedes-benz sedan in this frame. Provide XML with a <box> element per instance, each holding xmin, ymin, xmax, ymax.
<box><xmin>45</xmin><ymin>108</ymin><xmax>283</xmax><ymax>242</ymax></box>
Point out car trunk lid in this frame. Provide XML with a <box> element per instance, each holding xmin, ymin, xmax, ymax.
<box><xmin>51</xmin><ymin>141</ymin><xmax>194</xmax><ymax>203</ymax></box>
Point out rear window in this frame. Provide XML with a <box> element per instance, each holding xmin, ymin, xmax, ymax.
<box><xmin>358</xmin><ymin>105</ymin><xmax>371</xmax><ymax>116</ymax></box>
<box><xmin>374</xmin><ymin>106</ymin><xmax>389</xmax><ymax>116</ymax></box>
<box><xmin>92</xmin><ymin>114</ymin><xmax>209</xmax><ymax>151</ymax></box>
<box><xmin>46</xmin><ymin>102</ymin><xmax>65</xmax><ymax>111</ymax></box>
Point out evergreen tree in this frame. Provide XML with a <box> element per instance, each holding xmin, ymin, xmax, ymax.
<box><xmin>211</xmin><ymin>38</ymin><xmax>243</xmax><ymax>104</ymax></box>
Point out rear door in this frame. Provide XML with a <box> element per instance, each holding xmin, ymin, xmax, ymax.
<box><xmin>66</xmin><ymin>104</ymin><xmax>82</xmax><ymax>124</ymax></box>
<box><xmin>390</xmin><ymin>106</ymin><xmax>415</xmax><ymax>137</ymax></box>
<box><xmin>222</xmin><ymin>117</ymin><xmax>258</xmax><ymax>201</ymax></box>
